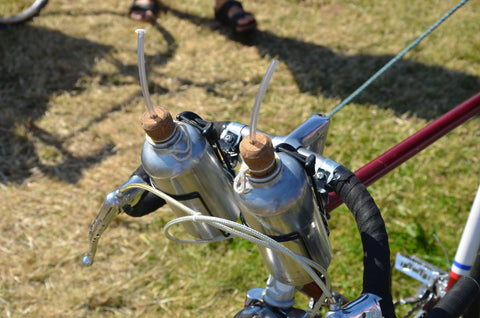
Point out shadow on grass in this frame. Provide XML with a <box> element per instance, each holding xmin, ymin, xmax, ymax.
<box><xmin>0</xmin><ymin>25</ymin><xmax>118</xmax><ymax>184</ymax></box>
<box><xmin>0</xmin><ymin>20</ymin><xmax>234</xmax><ymax>185</ymax></box>
<box><xmin>165</xmin><ymin>5</ymin><xmax>480</xmax><ymax>119</ymax></box>
<box><xmin>0</xmin><ymin>24</ymin><xmax>178</xmax><ymax>185</ymax></box>
<box><xmin>2</xmin><ymin>7</ymin><xmax>479</xmax><ymax>185</ymax></box>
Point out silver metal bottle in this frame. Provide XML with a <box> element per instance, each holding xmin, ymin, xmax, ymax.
<box><xmin>141</xmin><ymin>107</ymin><xmax>240</xmax><ymax>240</ymax></box>
<box><xmin>234</xmin><ymin>133</ymin><xmax>332</xmax><ymax>286</ymax></box>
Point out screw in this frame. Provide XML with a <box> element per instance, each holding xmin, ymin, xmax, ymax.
<box><xmin>224</xmin><ymin>134</ymin><xmax>234</xmax><ymax>144</ymax></box>
<box><xmin>316</xmin><ymin>170</ymin><xmax>325</xmax><ymax>179</ymax></box>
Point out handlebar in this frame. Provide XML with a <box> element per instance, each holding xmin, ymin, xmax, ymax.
<box><xmin>85</xmin><ymin>113</ymin><xmax>396</xmax><ymax>317</ymax></box>
<box><xmin>426</xmin><ymin>276</ymin><xmax>480</xmax><ymax>318</ymax></box>
<box><xmin>327</xmin><ymin>166</ymin><xmax>394</xmax><ymax>317</ymax></box>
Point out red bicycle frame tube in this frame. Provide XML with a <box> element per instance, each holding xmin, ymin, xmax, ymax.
<box><xmin>302</xmin><ymin>92</ymin><xmax>480</xmax><ymax>301</ymax></box>
<box><xmin>326</xmin><ymin>91</ymin><xmax>480</xmax><ymax>213</ymax></box>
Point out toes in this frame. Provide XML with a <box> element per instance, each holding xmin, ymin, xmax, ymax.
<box><xmin>130</xmin><ymin>10</ymin><xmax>155</xmax><ymax>22</ymax></box>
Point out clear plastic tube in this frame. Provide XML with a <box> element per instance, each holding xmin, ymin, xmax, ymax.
<box><xmin>249</xmin><ymin>59</ymin><xmax>279</xmax><ymax>143</ymax></box>
<box><xmin>136</xmin><ymin>29</ymin><xmax>156</xmax><ymax>118</ymax></box>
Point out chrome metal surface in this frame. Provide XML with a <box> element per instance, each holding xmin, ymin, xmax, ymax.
<box><xmin>273</xmin><ymin>114</ymin><xmax>330</xmax><ymax>154</ymax></box>
<box><xmin>218</xmin><ymin>121</ymin><xmax>249</xmax><ymax>151</ymax></box>
<box><xmin>394</xmin><ymin>253</ymin><xmax>449</xmax><ymax>317</ymax></box>
<box><xmin>296</xmin><ymin>149</ymin><xmax>342</xmax><ymax>187</ymax></box>
<box><xmin>141</xmin><ymin>122</ymin><xmax>240</xmax><ymax>240</ymax></box>
<box><xmin>237</xmin><ymin>284</ymin><xmax>310</xmax><ymax>318</ymax></box>
<box><xmin>83</xmin><ymin>175</ymin><xmax>147</xmax><ymax>265</ymax></box>
<box><xmin>325</xmin><ymin>294</ymin><xmax>383</xmax><ymax>318</ymax></box>
<box><xmin>217</xmin><ymin>114</ymin><xmax>330</xmax><ymax>163</ymax></box>
<box><xmin>263</xmin><ymin>275</ymin><xmax>296</xmax><ymax>309</ymax></box>
<box><xmin>395</xmin><ymin>253</ymin><xmax>447</xmax><ymax>286</ymax></box>
<box><xmin>244</xmin><ymin>288</ymin><xmax>265</xmax><ymax>307</ymax></box>
<box><xmin>234</xmin><ymin>152</ymin><xmax>332</xmax><ymax>286</ymax></box>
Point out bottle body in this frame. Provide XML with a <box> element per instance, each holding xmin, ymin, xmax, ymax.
<box><xmin>234</xmin><ymin>152</ymin><xmax>332</xmax><ymax>286</ymax></box>
<box><xmin>141</xmin><ymin>122</ymin><xmax>240</xmax><ymax>240</ymax></box>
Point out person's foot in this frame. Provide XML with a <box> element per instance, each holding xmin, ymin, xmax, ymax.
<box><xmin>129</xmin><ymin>0</ymin><xmax>158</xmax><ymax>22</ymax></box>
<box><xmin>215</xmin><ymin>0</ymin><xmax>256</xmax><ymax>33</ymax></box>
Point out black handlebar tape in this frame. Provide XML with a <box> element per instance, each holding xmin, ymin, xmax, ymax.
<box><xmin>426</xmin><ymin>276</ymin><xmax>480</xmax><ymax>318</ymax></box>
<box><xmin>329</xmin><ymin>166</ymin><xmax>396</xmax><ymax>318</ymax></box>
<box><xmin>124</xmin><ymin>165</ymin><xmax>166</xmax><ymax>217</ymax></box>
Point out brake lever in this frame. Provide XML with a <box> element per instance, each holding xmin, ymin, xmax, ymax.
<box><xmin>82</xmin><ymin>174</ymin><xmax>148</xmax><ymax>266</ymax></box>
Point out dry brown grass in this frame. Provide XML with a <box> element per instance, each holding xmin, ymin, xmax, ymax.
<box><xmin>1</xmin><ymin>0</ymin><xmax>479</xmax><ymax>317</ymax></box>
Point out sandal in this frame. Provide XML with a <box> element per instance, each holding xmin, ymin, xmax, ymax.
<box><xmin>129</xmin><ymin>0</ymin><xmax>158</xmax><ymax>22</ymax></box>
<box><xmin>215</xmin><ymin>0</ymin><xmax>257</xmax><ymax>33</ymax></box>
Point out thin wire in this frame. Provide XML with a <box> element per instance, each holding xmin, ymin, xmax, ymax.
<box><xmin>327</xmin><ymin>0</ymin><xmax>470</xmax><ymax>118</ymax></box>
<box><xmin>433</xmin><ymin>233</ymin><xmax>451</xmax><ymax>269</ymax></box>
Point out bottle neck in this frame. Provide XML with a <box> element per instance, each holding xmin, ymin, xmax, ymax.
<box><xmin>146</xmin><ymin>123</ymin><xmax>180</xmax><ymax>147</ymax></box>
<box><xmin>247</xmin><ymin>156</ymin><xmax>278</xmax><ymax>178</ymax></box>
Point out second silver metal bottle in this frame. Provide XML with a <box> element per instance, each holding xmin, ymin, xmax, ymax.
<box><xmin>234</xmin><ymin>133</ymin><xmax>332</xmax><ymax>286</ymax></box>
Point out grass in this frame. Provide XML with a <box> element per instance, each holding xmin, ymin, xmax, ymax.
<box><xmin>1</xmin><ymin>0</ymin><xmax>479</xmax><ymax>317</ymax></box>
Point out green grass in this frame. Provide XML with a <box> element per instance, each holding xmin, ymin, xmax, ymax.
<box><xmin>1</xmin><ymin>0</ymin><xmax>479</xmax><ymax>317</ymax></box>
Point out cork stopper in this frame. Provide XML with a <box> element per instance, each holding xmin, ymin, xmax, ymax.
<box><xmin>141</xmin><ymin>106</ymin><xmax>176</xmax><ymax>142</ymax></box>
<box><xmin>239</xmin><ymin>133</ymin><xmax>276</xmax><ymax>178</ymax></box>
